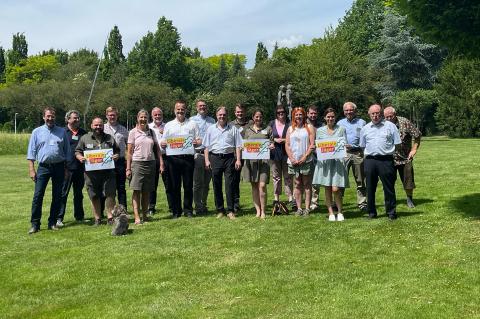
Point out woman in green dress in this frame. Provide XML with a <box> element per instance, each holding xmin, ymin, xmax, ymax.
<box><xmin>242</xmin><ymin>109</ymin><xmax>274</xmax><ymax>219</ymax></box>
<box><xmin>312</xmin><ymin>108</ymin><xmax>349</xmax><ymax>222</ymax></box>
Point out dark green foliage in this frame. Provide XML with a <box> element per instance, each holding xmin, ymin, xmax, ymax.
<box><xmin>434</xmin><ymin>57</ymin><xmax>480</xmax><ymax>137</ymax></box>
<box><xmin>69</xmin><ymin>48</ymin><xmax>99</xmax><ymax>66</ymax></box>
<box><xmin>41</xmin><ymin>49</ymin><xmax>69</xmax><ymax>65</ymax></box>
<box><xmin>0</xmin><ymin>47</ymin><xmax>5</xmax><ymax>83</ymax></box>
<box><xmin>392</xmin><ymin>89</ymin><xmax>438</xmax><ymax>135</ymax></box>
<box><xmin>7</xmin><ymin>33</ymin><xmax>28</xmax><ymax>66</ymax></box>
<box><xmin>336</xmin><ymin>0</ymin><xmax>386</xmax><ymax>55</ymax></box>
<box><xmin>396</xmin><ymin>0</ymin><xmax>480</xmax><ymax>57</ymax></box>
<box><xmin>127</xmin><ymin>16</ymin><xmax>191</xmax><ymax>91</ymax></box>
<box><xmin>102</xmin><ymin>26</ymin><xmax>126</xmax><ymax>81</ymax></box>
<box><xmin>231</xmin><ymin>54</ymin><xmax>243</xmax><ymax>77</ymax></box>
<box><xmin>215</xmin><ymin>57</ymin><xmax>228</xmax><ymax>93</ymax></box>
<box><xmin>368</xmin><ymin>12</ymin><xmax>444</xmax><ymax>101</ymax></box>
<box><xmin>188</xmin><ymin>58</ymin><xmax>217</xmax><ymax>94</ymax></box>
<box><xmin>254</xmin><ymin>42</ymin><xmax>268</xmax><ymax>67</ymax></box>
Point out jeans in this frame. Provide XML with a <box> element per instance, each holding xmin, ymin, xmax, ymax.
<box><xmin>58</xmin><ymin>168</ymin><xmax>85</xmax><ymax>221</ymax></box>
<box><xmin>31</xmin><ymin>162</ymin><xmax>65</xmax><ymax>227</ymax></box>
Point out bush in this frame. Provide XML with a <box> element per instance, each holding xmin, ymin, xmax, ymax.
<box><xmin>392</xmin><ymin>89</ymin><xmax>438</xmax><ymax>135</ymax></box>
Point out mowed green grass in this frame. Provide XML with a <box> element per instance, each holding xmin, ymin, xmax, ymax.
<box><xmin>0</xmin><ymin>137</ymin><xmax>479</xmax><ymax>319</ymax></box>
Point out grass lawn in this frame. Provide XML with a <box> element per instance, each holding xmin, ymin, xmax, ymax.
<box><xmin>0</xmin><ymin>136</ymin><xmax>479</xmax><ymax>318</ymax></box>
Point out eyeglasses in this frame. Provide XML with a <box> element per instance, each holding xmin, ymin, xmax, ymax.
<box><xmin>277</xmin><ymin>111</ymin><xmax>285</xmax><ymax>115</ymax></box>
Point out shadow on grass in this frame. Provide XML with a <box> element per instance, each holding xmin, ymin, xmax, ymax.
<box><xmin>450</xmin><ymin>193</ymin><xmax>480</xmax><ymax>219</ymax></box>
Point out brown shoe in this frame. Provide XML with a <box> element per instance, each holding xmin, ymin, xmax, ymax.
<box><xmin>227</xmin><ymin>212</ymin><xmax>236</xmax><ymax>220</ymax></box>
<box><xmin>216</xmin><ymin>212</ymin><xmax>224</xmax><ymax>218</ymax></box>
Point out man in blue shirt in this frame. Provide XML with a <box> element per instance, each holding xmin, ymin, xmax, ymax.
<box><xmin>360</xmin><ymin>104</ymin><xmax>401</xmax><ymax>220</ymax></box>
<box><xmin>190</xmin><ymin>99</ymin><xmax>215</xmax><ymax>216</ymax></box>
<box><xmin>27</xmin><ymin>107</ymin><xmax>70</xmax><ymax>234</ymax></box>
<box><xmin>338</xmin><ymin>102</ymin><xmax>367</xmax><ymax>211</ymax></box>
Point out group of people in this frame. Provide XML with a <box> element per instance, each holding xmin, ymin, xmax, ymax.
<box><xmin>26</xmin><ymin>99</ymin><xmax>421</xmax><ymax>234</ymax></box>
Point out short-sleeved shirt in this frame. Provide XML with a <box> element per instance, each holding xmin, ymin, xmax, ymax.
<box><xmin>229</xmin><ymin>118</ymin><xmax>252</xmax><ymax>135</ymax></box>
<box><xmin>162</xmin><ymin>118</ymin><xmax>200</xmax><ymax>146</ymax></box>
<box><xmin>392</xmin><ymin>116</ymin><xmax>422</xmax><ymax>165</ymax></box>
<box><xmin>190</xmin><ymin>114</ymin><xmax>215</xmax><ymax>151</ymax></box>
<box><xmin>103</xmin><ymin>123</ymin><xmax>128</xmax><ymax>158</ymax></box>
<box><xmin>203</xmin><ymin>123</ymin><xmax>242</xmax><ymax>154</ymax></box>
<box><xmin>75</xmin><ymin>132</ymin><xmax>120</xmax><ymax>172</ymax></box>
<box><xmin>128</xmin><ymin>127</ymin><xmax>158</xmax><ymax>161</ymax></box>
<box><xmin>337</xmin><ymin>117</ymin><xmax>366</xmax><ymax>149</ymax></box>
<box><xmin>27</xmin><ymin>124</ymin><xmax>71</xmax><ymax>164</ymax></box>
<box><xmin>149</xmin><ymin>121</ymin><xmax>166</xmax><ymax>155</ymax></box>
<box><xmin>360</xmin><ymin>120</ymin><xmax>401</xmax><ymax>156</ymax></box>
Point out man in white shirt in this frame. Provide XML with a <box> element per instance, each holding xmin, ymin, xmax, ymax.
<box><xmin>190</xmin><ymin>100</ymin><xmax>215</xmax><ymax>216</ymax></box>
<box><xmin>161</xmin><ymin>100</ymin><xmax>201</xmax><ymax>218</ymax></box>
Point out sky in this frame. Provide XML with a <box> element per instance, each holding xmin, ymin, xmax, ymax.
<box><xmin>0</xmin><ymin>0</ymin><xmax>354</xmax><ymax>68</ymax></box>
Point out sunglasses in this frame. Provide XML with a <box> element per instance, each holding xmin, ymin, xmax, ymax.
<box><xmin>277</xmin><ymin>111</ymin><xmax>285</xmax><ymax>114</ymax></box>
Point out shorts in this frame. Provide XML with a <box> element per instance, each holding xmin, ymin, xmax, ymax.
<box><xmin>288</xmin><ymin>161</ymin><xmax>312</xmax><ymax>177</ymax></box>
<box><xmin>84</xmin><ymin>170</ymin><xmax>116</xmax><ymax>199</ymax></box>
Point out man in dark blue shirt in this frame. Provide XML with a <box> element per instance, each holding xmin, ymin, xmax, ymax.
<box><xmin>57</xmin><ymin>110</ymin><xmax>87</xmax><ymax>226</ymax></box>
<box><xmin>27</xmin><ymin>107</ymin><xmax>70</xmax><ymax>234</ymax></box>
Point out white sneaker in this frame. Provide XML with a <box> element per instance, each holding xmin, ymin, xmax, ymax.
<box><xmin>337</xmin><ymin>213</ymin><xmax>345</xmax><ymax>222</ymax></box>
<box><xmin>328</xmin><ymin>214</ymin><xmax>336</xmax><ymax>222</ymax></box>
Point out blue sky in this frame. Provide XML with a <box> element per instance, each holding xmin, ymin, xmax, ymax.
<box><xmin>0</xmin><ymin>0</ymin><xmax>353</xmax><ymax>68</ymax></box>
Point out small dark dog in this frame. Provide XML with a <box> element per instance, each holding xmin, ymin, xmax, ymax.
<box><xmin>111</xmin><ymin>204</ymin><xmax>129</xmax><ymax>236</ymax></box>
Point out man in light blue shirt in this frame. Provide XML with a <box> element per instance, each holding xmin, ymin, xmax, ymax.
<box><xmin>338</xmin><ymin>102</ymin><xmax>367</xmax><ymax>211</ymax></box>
<box><xmin>27</xmin><ymin>107</ymin><xmax>70</xmax><ymax>234</ymax></box>
<box><xmin>204</xmin><ymin>106</ymin><xmax>242</xmax><ymax>219</ymax></box>
<box><xmin>190</xmin><ymin>99</ymin><xmax>215</xmax><ymax>216</ymax></box>
<box><xmin>360</xmin><ymin>104</ymin><xmax>401</xmax><ymax>220</ymax></box>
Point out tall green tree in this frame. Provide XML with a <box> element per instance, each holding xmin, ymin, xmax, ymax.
<box><xmin>7</xmin><ymin>33</ymin><xmax>28</xmax><ymax>65</ymax></box>
<box><xmin>102</xmin><ymin>25</ymin><xmax>126</xmax><ymax>81</ymax></box>
<box><xmin>231</xmin><ymin>54</ymin><xmax>243</xmax><ymax>77</ymax></box>
<box><xmin>255</xmin><ymin>42</ymin><xmax>268</xmax><ymax>67</ymax></box>
<box><xmin>41</xmin><ymin>49</ymin><xmax>69</xmax><ymax>65</ymax></box>
<box><xmin>127</xmin><ymin>16</ymin><xmax>190</xmax><ymax>90</ymax></box>
<box><xmin>215</xmin><ymin>57</ymin><xmax>228</xmax><ymax>93</ymax></box>
<box><xmin>368</xmin><ymin>12</ymin><xmax>444</xmax><ymax>101</ymax></box>
<box><xmin>395</xmin><ymin>0</ymin><xmax>480</xmax><ymax>57</ymax></box>
<box><xmin>0</xmin><ymin>47</ymin><xmax>5</xmax><ymax>83</ymax></box>
<box><xmin>5</xmin><ymin>55</ymin><xmax>60</xmax><ymax>84</ymax></box>
<box><xmin>335</xmin><ymin>0</ymin><xmax>386</xmax><ymax>55</ymax></box>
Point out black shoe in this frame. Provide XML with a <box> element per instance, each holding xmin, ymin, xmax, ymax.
<box><xmin>48</xmin><ymin>225</ymin><xmax>59</xmax><ymax>231</ymax></box>
<box><xmin>388</xmin><ymin>214</ymin><xmax>398</xmax><ymax>220</ymax></box>
<box><xmin>94</xmin><ymin>219</ymin><xmax>102</xmax><ymax>226</ymax></box>
<box><xmin>186</xmin><ymin>212</ymin><xmax>193</xmax><ymax>218</ymax></box>
<box><xmin>28</xmin><ymin>226</ymin><xmax>39</xmax><ymax>235</ymax></box>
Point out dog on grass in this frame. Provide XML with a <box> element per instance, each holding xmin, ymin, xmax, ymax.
<box><xmin>111</xmin><ymin>204</ymin><xmax>129</xmax><ymax>236</ymax></box>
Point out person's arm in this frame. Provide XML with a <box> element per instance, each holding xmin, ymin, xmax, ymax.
<box><xmin>408</xmin><ymin>124</ymin><xmax>422</xmax><ymax>160</ymax></box>
<box><xmin>28</xmin><ymin>160</ymin><xmax>36</xmax><ymax>182</ymax></box>
<box><xmin>204</xmin><ymin>147</ymin><xmax>211</xmax><ymax>170</ymax></box>
<box><xmin>298</xmin><ymin>125</ymin><xmax>315</xmax><ymax>165</ymax></box>
<box><xmin>126</xmin><ymin>143</ymin><xmax>133</xmax><ymax>179</ymax></box>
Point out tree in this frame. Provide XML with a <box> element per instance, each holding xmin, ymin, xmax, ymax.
<box><xmin>41</xmin><ymin>49</ymin><xmax>69</xmax><ymax>65</ymax></box>
<box><xmin>7</xmin><ymin>33</ymin><xmax>28</xmax><ymax>66</ymax></box>
<box><xmin>395</xmin><ymin>0</ymin><xmax>480</xmax><ymax>57</ymax></box>
<box><xmin>254</xmin><ymin>42</ymin><xmax>268</xmax><ymax>67</ymax></box>
<box><xmin>5</xmin><ymin>55</ymin><xmax>60</xmax><ymax>84</ymax></box>
<box><xmin>102</xmin><ymin>26</ymin><xmax>126</xmax><ymax>81</ymax></box>
<box><xmin>231</xmin><ymin>54</ymin><xmax>244</xmax><ymax>77</ymax></box>
<box><xmin>368</xmin><ymin>11</ymin><xmax>444</xmax><ymax>101</ymax></box>
<box><xmin>0</xmin><ymin>47</ymin><xmax>5</xmax><ymax>83</ymax></box>
<box><xmin>434</xmin><ymin>57</ymin><xmax>480</xmax><ymax>137</ymax></box>
<box><xmin>335</xmin><ymin>0</ymin><xmax>386</xmax><ymax>55</ymax></box>
<box><xmin>392</xmin><ymin>89</ymin><xmax>438</xmax><ymax>135</ymax></box>
<box><xmin>187</xmin><ymin>58</ymin><xmax>217</xmax><ymax>94</ymax></box>
<box><xmin>127</xmin><ymin>16</ymin><xmax>190</xmax><ymax>91</ymax></box>
<box><xmin>215</xmin><ymin>57</ymin><xmax>228</xmax><ymax>93</ymax></box>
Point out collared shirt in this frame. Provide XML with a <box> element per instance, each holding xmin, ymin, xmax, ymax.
<box><xmin>27</xmin><ymin>124</ymin><xmax>71</xmax><ymax>164</ymax></box>
<box><xmin>360</xmin><ymin>120</ymin><xmax>401</xmax><ymax>156</ymax></box>
<box><xmin>162</xmin><ymin>118</ymin><xmax>200</xmax><ymax>143</ymax></box>
<box><xmin>103</xmin><ymin>122</ymin><xmax>128</xmax><ymax>158</ymax></box>
<box><xmin>337</xmin><ymin>117</ymin><xmax>366</xmax><ymax>148</ymax></box>
<box><xmin>190</xmin><ymin>114</ymin><xmax>215</xmax><ymax>150</ymax></box>
<box><xmin>75</xmin><ymin>132</ymin><xmax>119</xmax><ymax>167</ymax></box>
<box><xmin>65</xmin><ymin>126</ymin><xmax>87</xmax><ymax>170</ymax></box>
<box><xmin>393</xmin><ymin>116</ymin><xmax>422</xmax><ymax>165</ymax></box>
<box><xmin>203</xmin><ymin>123</ymin><xmax>242</xmax><ymax>154</ymax></box>
<box><xmin>128</xmin><ymin>127</ymin><xmax>157</xmax><ymax>161</ymax></box>
<box><xmin>229</xmin><ymin>118</ymin><xmax>252</xmax><ymax>135</ymax></box>
<box><xmin>149</xmin><ymin>121</ymin><xmax>165</xmax><ymax>154</ymax></box>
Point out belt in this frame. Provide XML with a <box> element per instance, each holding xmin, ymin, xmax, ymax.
<box><xmin>365</xmin><ymin>155</ymin><xmax>393</xmax><ymax>160</ymax></box>
<box><xmin>39</xmin><ymin>161</ymin><xmax>65</xmax><ymax>168</ymax></box>
<box><xmin>210</xmin><ymin>152</ymin><xmax>234</xmax><ymax>158</ymax></box>
<box><xmin>170</xmin><ymin>154</ymin><xmax>194</xmax><ymax>158</ymax></box>
<box><xmin>347</xmin><ymin>147</ymin><xmax>362</xmax><ymax>153</ymax></box>
<box><xmin>195</xmin><ymin>149</ymin><xmax>204</xmax><ymax>154</ymax></box>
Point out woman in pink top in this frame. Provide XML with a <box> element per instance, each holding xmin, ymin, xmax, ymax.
<box><xmin>126</xmin><ymin>110</ymin><xmax>163</xmax><ymax>224</ymax></box>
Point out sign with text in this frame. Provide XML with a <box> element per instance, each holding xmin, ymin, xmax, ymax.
<box><xmin>165</xmin><ymin>134</ymin><xmax>195</xmax><ymax>156</ymax></box>
<box><xmin>84</xmin><ymin>148</ymin><xmax>115</xmax><ymax>171</ymax></box>
<box><xmin>242</xmin><ymin>139</ymin><xmax>270</xmax><ymax>160</ymax></box>
<box><xmin>315</xmin><ymin>137</ymin><xmax>346</xmax><ymax>161</ymax></box>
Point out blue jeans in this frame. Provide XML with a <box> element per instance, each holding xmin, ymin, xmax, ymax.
<box><xmin>58</xmin><ymin>168</ymin><xmax>85</xmax><ymax>221</ymax></box>
<box><xmin>31</xmin><ymin>162</ymin><xmax>65</xmax><ymax>228</ymax></box>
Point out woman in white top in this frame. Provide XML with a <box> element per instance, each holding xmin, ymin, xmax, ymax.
<box><xmin>285</xmin><ymin>107</ymin><xmax>315</xmax><ymax>216</ymax></box>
